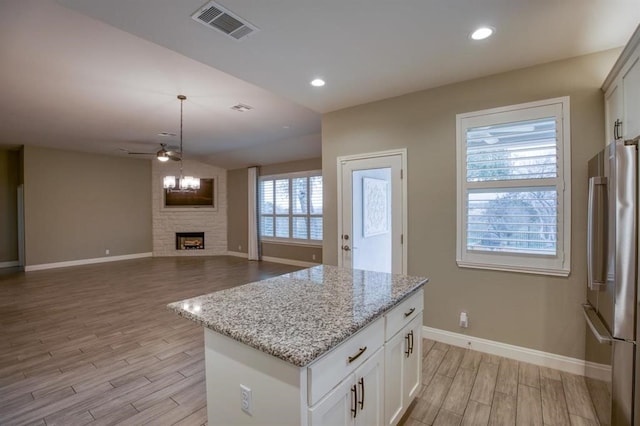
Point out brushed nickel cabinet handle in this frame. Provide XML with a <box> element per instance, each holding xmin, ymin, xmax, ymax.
<box><xmin>404</xmin><ymin>307</ymin><xmax>415</xmax><ymax>317</ymax></box>
<box><xmin>348</xmin><ymin>346</ymin><xmax>367</xmax><ymax>363</ymax></box>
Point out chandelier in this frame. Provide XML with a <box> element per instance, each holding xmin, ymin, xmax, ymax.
<box><xmin>163</xmin><ymin>95</ymin><xmax>200</xmax><ymax>191</ymax></box>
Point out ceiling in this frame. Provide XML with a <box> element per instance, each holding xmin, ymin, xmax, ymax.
<box><xmin>1</xmin><ymin>0</ymin><xmax>639</xmax><ymax>169</ymax></box>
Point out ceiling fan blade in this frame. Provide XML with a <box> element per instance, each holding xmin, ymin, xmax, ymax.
<box><xmin>127</xmin><ymin>152</ymin><xmax>155</xmax><ymax>155</ymax></box>
<box><xmin>166</xmin><ymin>151</ymin><xmax>182</xmax><ymax>161</ymax></box>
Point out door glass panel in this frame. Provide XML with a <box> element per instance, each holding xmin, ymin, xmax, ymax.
<box><xmin>352</xmin><ymin>167</ymin><xmax>392</xmax><ymax>273</ymax></box>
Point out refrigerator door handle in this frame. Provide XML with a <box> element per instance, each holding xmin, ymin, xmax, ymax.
<box><xmin>587</xmin><ymin>176</ymin><xmax>608</xmax><ymax>291</ymax></box>
<box><xmin>583</xmin><ymin>304</ymin><xmax>613</xmax><ymax>344</ymax></box>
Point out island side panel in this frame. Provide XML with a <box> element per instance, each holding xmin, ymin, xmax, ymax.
<box><xmin>204</xmin><ymin>328</ymin><xmax>307</xmax><ymax>425</ymax></box>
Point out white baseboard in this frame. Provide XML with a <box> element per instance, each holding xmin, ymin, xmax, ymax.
<box><xmin>25</xmin><ymin>252</ymin><xmax>153</xmax><ymax>272</ymax></box>
<box><xmin>261</xmin><ymin>256</ymin><xmax>319</xmax><ymax>268</ymax></box>
<box><xmin>226</xmin><ymin>251</ymin><xmax>319</xmax><ymax>268</ymax></box>
<box><xmin>0</xmin><ymin>261</ymin><xmax>20</xmax><ymax>268</ymax></box>
<box><xmin>226</xmin><ymin>251</ymin><xmax>248</xmax><ymax>259</ymax></box>
<box><xmin>423</xmin><ymin>326</ymin><xmax>611</xmax><ymax>382</ymax></box>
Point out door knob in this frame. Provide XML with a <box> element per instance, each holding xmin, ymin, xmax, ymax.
<box><xmin>342</xmin><ymin>245</ymin><xmax>351</xmax><ymax>251</ymax></box>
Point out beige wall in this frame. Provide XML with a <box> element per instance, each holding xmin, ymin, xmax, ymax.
<box><xmin>0</xmin><ymin>149</ymin><xmax>19</xmax><ymax>263</ymax></box>
<box><xmin>227</xmin><ymin>168</ymin><xmax>248</xmax><ymax>253</ymax></box>
<box><xmin>23</xmin><ymin>146</ymin><xmax>152</xmax><ymax>266</ymax></box>
<box><xmin>322</xmin><ymin>49</ymin><xmax>620</xmax><ymax>360</ymax></box>
<box><xmin>227</xmin><ymin>158</ymin><xmax>323</xmax><ymax>263</ymax></box>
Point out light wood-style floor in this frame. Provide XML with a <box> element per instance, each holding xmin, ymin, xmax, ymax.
<box><xmin>1</xmin><ymin>257</ymin><xmax>610</xmax><ymax>426</ymax></box>
<box><xmin>0</xmin><ymin>257</ymin><xmax>300</xmax><ymax>426</ymax></box>
<box><xmin>401</xmin><ymin>341</ymin><xmax>611</xmax><ymax>426</ymax></box>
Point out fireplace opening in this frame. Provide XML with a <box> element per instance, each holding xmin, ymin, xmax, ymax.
<box><xmin>176</xmin><ymin>232</ymin><xmax>205</xmax><ymax>250</ymax></box>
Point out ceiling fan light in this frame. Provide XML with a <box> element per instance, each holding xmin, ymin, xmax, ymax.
<box><xmin>157</xmin><ymin>153</ymin><xmax>170</xmax><ymax>162</ymax></box>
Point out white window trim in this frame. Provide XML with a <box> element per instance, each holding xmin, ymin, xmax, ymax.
<box><xmin>456</xmin><ymin>97</ymin><xmax>571</xmax><ymax>277</ymax></box>
<box><xmin>259</xmin><ymin>170</ymin><xmax>323</xmax><ymax>245</ymax></box>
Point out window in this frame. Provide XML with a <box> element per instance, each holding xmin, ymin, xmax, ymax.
<box><xmin>456</xmin><ymin>97</ymin><xmax>570</xmax><ymax>276</ymax></box>
<box><xmin>259</xmin><ymin>171</ymin><xmax>323</xmax><ymax>244</ymax></box>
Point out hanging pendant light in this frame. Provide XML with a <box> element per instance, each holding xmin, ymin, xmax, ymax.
<box><xmin>163</xmin><ymin>95</ymin><xmax>200</xmax><ymax>191</ymax></box>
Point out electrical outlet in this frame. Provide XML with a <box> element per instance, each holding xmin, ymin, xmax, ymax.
<box><xmin>312</xmin><ymin>254</ymin><xmax>316</xmax><ymax>261</ymax></box>
<box><xmin>238</xmin><ymin>245</ymin><xmax>242</xmax><ymax>251</ymax></box>
<box><xmin>240</xmin><ymin>384</ymin><xmax>252</xmax><ymax>415</ymax></box>
<box><xmin>105</xmin><ymin>249</ymin><xmax>110</xmax><ymax>255</ymax></box>
<box><xmin>459</xmin><ymin>312</ymin><xmax>469</xmax><ymax>328</ymax></box>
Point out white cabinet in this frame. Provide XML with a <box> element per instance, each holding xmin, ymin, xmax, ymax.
<box><xmin>309</xmin><ymin>348</ymin><xmax>384</xmax><ymax>426</ymax></box>
<box><xmin>203</xmin><ymin>289</ymin><xmax>425</xmax><ymax>426</ymax></box>
<box><xmin>622</xmin><ymin>55</ymin><xmax>640</xmax><ymax>141</ymax></box>
<box><xmin>384</xmin><ymin>293</ymin><xmax>423</xmax><ymax>426</ymax></box>
<box><xmin>310</xmin><ymin>348</ymin><xmax>384</xmax><ymax>426</ymax></box>
<box><xmin>603</xmin><ymin>25</ymin><xmax>640</xmax><ymax>145</ymax></box>
<box><xmin>308</xmin><ymin>318</ymin><xmax>384</xmax><ymax>406</ymax></box>
<box><xmin>309</xmin><ymin>376</ymin><xmax>353</xmax><ymax>426</ymax></box>
<box><xmin>604</xmin><ymin>80</ymin><xmax>623</xmax><ymax>145</ymax></box>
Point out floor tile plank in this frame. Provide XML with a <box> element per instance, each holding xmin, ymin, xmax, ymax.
<box><xmin>442</xmin><ymin>367</ymin><xmax>476</xmax><ymax>415</ymax></box>
<box><xmin>516</xmin><ymin>384</ymin><xmax>543</xmax><ymax>426</ymax></box>
<box><xmin>470</xmin><ymin>362</ymin><xmax>499</xmax><ymax>406</ymax></box>
<box><xmin>495</xmin><ymin>358</ymin><xmax>518</xmax><ymax>397</ymax></box>
<box><xmin>461</xmin><ymin>400</ymin><xmax>491</xmax><ymax>426</ymax></box>
<box><xmin>541</xmin><ymin>376</ymin><xmax>571</xmax><ymax>426</ymax></box>
<box><xmin>561</xmin><ymin>373</ymin><xmax>598</xmax><ymax>421</ymax></box>
<box><xmin>488</xmin><ymin>391</ymin><xmax>516</xmax><ymax>426</ymax></box>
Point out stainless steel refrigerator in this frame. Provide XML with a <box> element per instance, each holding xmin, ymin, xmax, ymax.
<box><xmin>585</xmin><ymin>138</ymin><xmax>639</xmax><ymax>425</ymax></box>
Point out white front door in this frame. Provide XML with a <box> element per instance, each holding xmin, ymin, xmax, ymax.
<box><xmin>339</xmin><ymin>150</ymin><xmax>405</xmax><ymax>274</ymax></box>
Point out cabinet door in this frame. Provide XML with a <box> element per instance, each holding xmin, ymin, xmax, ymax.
<box><xmin>605</xmin><ymin>80</ymin><xmax>623</xmax><ymax>145</ymax></box>
<box><xmin>309</xmin><ymin>377</ymin><xmax>354</xmax><ymax>426</ymax></box>
<box><xmin>355</xmin><ymin>348</ymin><xmax>384</xmax><ymax>426</ymax></box>
<box><xmin>623</xmin><ymin>55</ymin><xmax>640</xmax><ymax>140</ymax></box>
<box><xmin>384</xmin><ymin>314</ymin><xmax>423</xmax><ymax>425</ymax></box>
<box><xmin>384</xmin><ymin>329</ymin><xmax>405</xmax><ymax>425</ymax></box>
<box><xmin>403</xmin><ymin>315</ymin><xmax>423</xmax><ymax>402</ymax></box>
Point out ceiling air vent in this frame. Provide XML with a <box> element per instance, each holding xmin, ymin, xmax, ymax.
<box><xmin>230</xmin><ymin>103</ymin><xmax>253</xmax><ymax>112</ymax></box>
<box><xmin>191</xmin><ymin>1</ymin><xmax>259</xmax><ymax>41</ymax></box>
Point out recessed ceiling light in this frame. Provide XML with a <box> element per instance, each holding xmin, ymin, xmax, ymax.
<box><xmin>158</xmin><ymin>132</ymin><xmax>176</xmax><ymax>137</ymax></box>
<box><xmin>310</xmin><ymin>78</ymin><xmax>325</xmax><ymax>87</ymax></box>
<box><xmin>470</xmin><ymin>27</ymin><xmax>494</xmax><ymax>41</ymax></box>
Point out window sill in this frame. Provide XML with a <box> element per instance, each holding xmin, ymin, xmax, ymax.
<box><xmin>261</xmin><ymin>238</ymin><xmax>323</xmax><ymax>248</ymax></box>
<box><xmin>456</xmin><ymin>260</ymin><xmax>570</xmax><ymax>277</ymax></box>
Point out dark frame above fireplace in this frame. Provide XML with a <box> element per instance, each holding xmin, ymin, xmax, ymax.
<box><xmin>164</xmin><ymin>178</ymin><xmax>216</xmax><ymax>209</ymax></box>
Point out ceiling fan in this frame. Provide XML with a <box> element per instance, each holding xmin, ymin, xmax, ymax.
<box><xmin>119</xmin><ymin>143</ymin><xmax>181</xmax><ymax>162</ymax></box>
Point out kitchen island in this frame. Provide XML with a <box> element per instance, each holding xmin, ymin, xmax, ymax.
<box><xmin>169</xmin><ymin>265</ymin><xmax>428</xmax><ymax>425</ymax></box>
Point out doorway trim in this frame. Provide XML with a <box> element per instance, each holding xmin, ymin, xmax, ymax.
<box><xmin>336</xmin><ymin>148</ymin><xmax>408</xmax><ymax>274</ymax></box>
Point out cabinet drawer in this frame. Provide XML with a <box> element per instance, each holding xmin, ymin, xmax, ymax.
<box><xmin>385</xmin><ymin>289</ymin><xmax>423</xmax><ymax>341</ymax></box>
<box><xmin>308</xmin><ymin>316</ymin><xmax>384</xmax><ymax>406</ymax></box>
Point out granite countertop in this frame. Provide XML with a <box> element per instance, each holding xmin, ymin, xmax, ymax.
<box><xmin>168</xmin><ymin>265</ymin><xmax>428</xmax><ymax>367</ymax></box>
